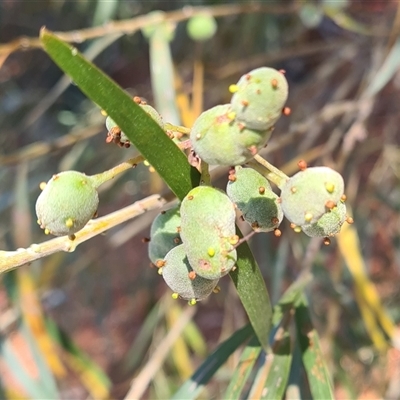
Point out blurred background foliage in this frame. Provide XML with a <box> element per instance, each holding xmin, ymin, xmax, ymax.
<box><xmin>1</xmin><ymin>0</ymin><xmax>400</xmax><ymax>399</ymax></box>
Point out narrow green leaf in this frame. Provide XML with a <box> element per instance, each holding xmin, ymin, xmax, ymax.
<box><xmin>172</xmin><ymin>324</ymin><xmax>254</xmax><ymax>400</ymax></box>
<box><xmin>40</xmin><ymin>28</ymin><xmax>200</xmax><ymax>200</ymax></box>
<box><xmin>294</xmin><ymin>294</ymin><xmax>334</xmax><ymax>400</ymax></box>
<box><xmin>223</xmin><ymin>334</ymin><xmax>262</xmax><ymax>399</ymax></box>
<box><xmin>272</xmin><ymin>271</ymin><xmax>312</xmax><ymax>325</ymax></box>
<box><xmin>246</xmin><ymin>310</ymin><xmax>293</xmax><ymax>400</ymax></box>
<box><xmin>260</xmin><ymin>328</ymin><xmax>292</xmax><ymax>399</ymax></box>
<box><xmin>230</xmin><ymin>237</ymin><xmax>273</xmax><ymax>351</ymax></box>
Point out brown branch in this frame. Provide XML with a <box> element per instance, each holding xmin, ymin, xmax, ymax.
<box><xmin>0</xmin><ymin>4</ymin><xmax>299</xmax><ymax>58</ymax></box>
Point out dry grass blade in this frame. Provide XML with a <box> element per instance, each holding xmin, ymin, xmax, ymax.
<box><xmin>124</xmin><ymin>306</ymin><xmax>196</xmax><ymax>399</ymax></box>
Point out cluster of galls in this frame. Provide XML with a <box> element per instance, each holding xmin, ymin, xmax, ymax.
<box><xmin>149</xmin><ymin>161</ymin><xmax>352</xmax><ymax>304</ymax></box>
<box><xmin>190</xmin><ymin>67</ymin><xmax>290</xmax><ymax>166</ymax></box>
<box><xmin>148</xmin><ymin>186</ymin><xmax>238</xmax><ymax>305</ymax></box>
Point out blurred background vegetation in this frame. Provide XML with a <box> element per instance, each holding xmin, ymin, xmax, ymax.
<box><xmin>1</xmin><ymin>0</ymin><xmax>400</xmax><ymax>399</ymax></box>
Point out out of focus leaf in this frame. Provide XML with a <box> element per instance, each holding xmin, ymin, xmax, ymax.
<box><xmin>365</xmin><ymin>37</ymin><xmax>400</xmax><ymax>97</ymax></box>
<box><xmin>223</xmin><ymin>335</ymin><xmax>262</xmax><ymax>399</ymax></box>
<box><xmin>172</xmin><ymin>324</ymin><xmax>254</xmax><ymax>400</ymax></box>
<box><xmin>294</xmin><ymin>294</ymin><xmax>334</xmax><ymax>400</ymax></box>
<box><xmin>47</xmin><ymin>318</ymin><xmax>111</xmax><ymax>399</ymax></box>
<box><xmin>143</xmin><ymin>12</ymin><xmax>181</xmax><ymax>124</ymax></box>
<box><xmin>337</xmin><ymin>214</ymin><xmax>395</xmax><ymax>351</ymax></box>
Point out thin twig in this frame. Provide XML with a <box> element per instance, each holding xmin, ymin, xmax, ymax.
<box><xmin>247</xmin><ymin>154</ymin><xmax>288</xmax><ymax>189</ymax></box>
<box><xmin>0</xmin><ymin>4</ymin><xmax>299</xmax><ymax>58</ymax></box>
<box><xmin>0</xmin><ymin>124</ymin><xmax>103</xmax><ymax>166</ymax></box>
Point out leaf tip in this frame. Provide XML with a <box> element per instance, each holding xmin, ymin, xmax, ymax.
<box><xmin>40</xmin><ymin>26</ymin><xmax>49</xmax><ymax>39</ymax></box>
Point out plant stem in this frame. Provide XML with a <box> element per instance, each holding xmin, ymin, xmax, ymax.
<box><xmin>200</xmin><ymin>160</ymin><xmax>211</xmax><ymax>186</ymax></box>
<box><xmin>90</xmin><ymin>139</ymin><xmax>192</xmax><ymax>188</ymax></box>
<box><xmin>247</xmin><ymin>154</ymin><xmax>289</xmax><ymax>189</ymax></box>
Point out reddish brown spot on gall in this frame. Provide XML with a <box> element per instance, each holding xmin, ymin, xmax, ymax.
<box><xmin>271</xmin><ymin>78</ymin><xmax>278</xmax><ymax>88</ymax></box>
<box><xmin>290</xmin><ymin>223</ymin><xmax>296</xmax><ymax>229</ymax></box>
<box><xmin>238</xmin><ymin>122</ymin><xmax>245</xmax><ymax>131</ymax></box>
<box><xmin>142</xmin><ymin>237</ymin><xmax>151</xmax><ymax>243</ymax></box>
<box><xmin>161</xmin><ymin>210</ymin><xmax>166</xmax><ymax>214</ymax></box>
<box><xmin>188</xmin><ymin>195</ymin><xmax>194</xmax><ymax>200</ymax></box>
<box><xmin>156</xmin><ymin>260</ymin><xmax>165</xmax><ymax>268</ymax></box>
<box><xmin>346</xmin><ymin>216</ymin><xmax>354</xmax><ymax>224</ymax></box>
<box><xmin>259</xmin><ymin>186</ymin><xmax>265</xmax><ymax>194</ymax></box>
<box><xmin>228</xmin><ymin>174</ymin><xmax>236</xmax><ymax>182</ymax></box>
<box><xmin>282</xmin><ymin>107</ymin><xmax>291</xmax><ymax>116</ymax></box>
<box><xmin>240</xmin><ymin>215</ymin><xmax>245</xmax><ymax>221</ymax></box>
<box><xmin>241</xmin><ymin>99</ymin><xmax>249</xmax><ymax>107</ymax></box>
<box><xmin>251</xmin><ymin>221</ymin><xmax>260</xmax><ymax>229</ymax></box>
<box><xmin>279</xmin><ymin>69</ymin><xmax>286</xmax><ymax>74</ymax></box>
<box><xmin>249</xmin><ymin>145</ymin><xmax>257</xmax><ymax>155</ymax></box>
<box><xmin>124</xmin><ymin>142</ymin><xmax>131</xmax><ymax>148</ymax></box>
<box><xmin>173</xmin><ymin>237</ymin><xmax>181</xmax><ymax>244</ymax></box>
<box><xmin>199</xmin><ymin>259</ymin><xmax>211</xmax><ymax>270</ymax></box>
<box><xmin>298</xmin><ymin>159</ymin><xmax>307</xmax><ymax>171</ymax></box>
<box><xmin>256</xmin><ymin>89</ymin><xmax>261</xmax><ymax>94</ymax></box>
<box><xmin>323</xmin><ymin>237</ymin><xmax>331</xmax><ymax>246</ymax></box>
<box><xmin>274</xmin><ymin>229</ymin><xmax>282</xmax><ymax>237</ymax></box>
<box><xmin>271</xmin><ymin>217</ymin><xmax>279</xmax><ymax>225</ymax></box>
<box><xmin>188</xmin><ymin>271</ymin><xmax>196</xmax><ymax>280</ymax></box>
<box><xmin>325</xmin><ymin>200</ymin><xmax>335</xmax><ymax>210</ymax></box>
<box><xmin>245</xmin><ymin>74</ymin><xmax>251</xmax><ymax>80</ymax></box>
<box><xmin>228</xmin><ymin>167</ymin><xmax>236</xmax><ymax>175</ymax></box>
<box><xmin>290</xmin><ymin>187</ymin><xmax>297</xmax><ymax>194</ymax></box>
<box><xmin>277</xmin><ymin>197</ymin><xmax>282</xmax><ymax>203</ymax></box>
<box><xmin>133</xmin><ymin>96</ymin><xmax>142</xmax><ymax>104</ymax></box>
<box><xmin>105</xmin><ymin>135</ymin><xmax>113</xmax><ymax>143</ymax></box>
<box><xmin>341</xmin><ymin>194</ymin><xmax>347</xmax><ymax>202</ymax></box>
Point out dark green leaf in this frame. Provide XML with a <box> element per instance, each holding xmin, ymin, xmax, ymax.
<box><xmin>230</xmin><ymin>234</ymin><xmax>273</xmax><ymax>351</ymax></box>
<box><xmin>172</xmin><ymin>324</ymin><xmax>254</xmax><ymax>399</ymax></box>
<box><xmin>294</xmin><ymin>294</ymin><xmax>334</xmax><ymax>400</ymax></box>
<box><xmin>40</xmin><ymin>28</ymin><xmax>200</xmax><ymax>200</ymax></box>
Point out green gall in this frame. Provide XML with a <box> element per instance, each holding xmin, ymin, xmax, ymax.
<box><xmin>301</xmin><ymin>201</ymin><xmax>347</xmax><ymax>237</ymax></box>
<box><xmin>280</xmin><ymin>166</ymin><xmax>345</xmax><ymax>226</ymax></box>
<box><xmin>187</xmin><ymin>14</ymin><xmax>217</xmax><ymax>42</ymax></box>
<box><xmin>148</xmin><ymin>205</ymin><xmax>181</xmax><ymax>265</ymax></box>
<box><xmin>162</xmin><ymin>244</ymin><xmax>219</xmax><ymax>301</ymax></box>
<box><xmin>226</xmin><ymin>166</ymin><xmax>283</xmax><ymax>232</ymax></box>
<box><xmin>230</xmin><ymin>67</ymin><xmax>288</xmax><ymax>131</ymax></box>
<box><xmin>180</xmin><ymin>186</ymin><xmax>237</xmax><ymax>280</ymax></box>
<box><xmin>190</xmin><ymin>104</ymin><xmax>273</xmax><ymax>166</ymax></box>
<box><xmin>36</xmin><ymin>171</ymin><xmax>99</xmax><ymax>237</ymax></box>
<box><xmin>141</xmin><ymin>11</ymin><xmax>175</xmax><ymax>42</ymax></box>
<box><xmin>141</xmin><ymin>104</ymin><xmax>164</xmax><ymax>129</ymax></box>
